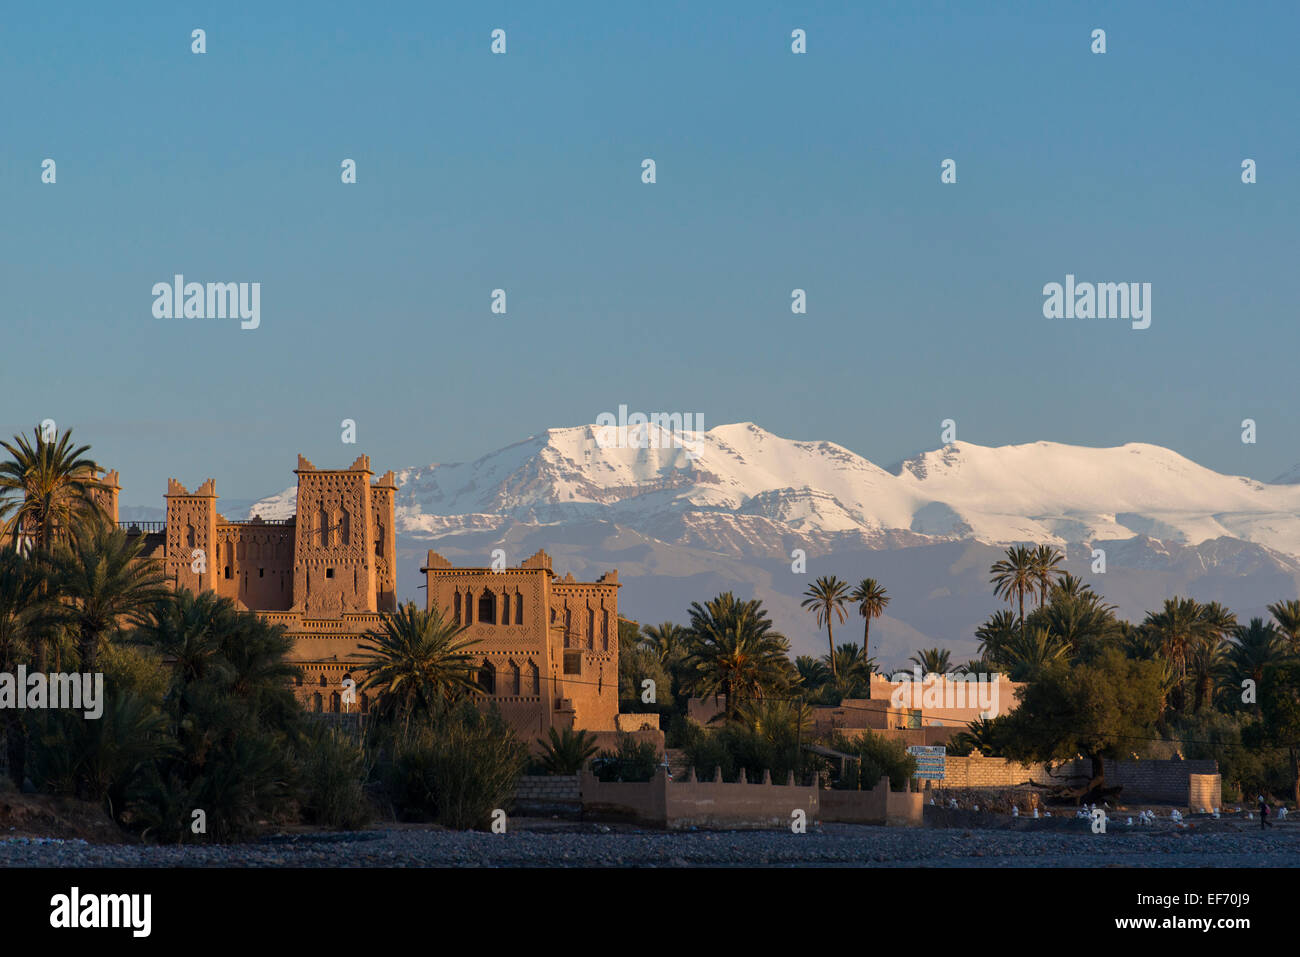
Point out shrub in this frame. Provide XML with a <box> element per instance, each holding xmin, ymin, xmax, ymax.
<box><xmin>372</xmin><ymin>701</ymin><xmax>527</xmax><ymax>829</ymax></box>
<box><xmin>297</xmin><ymin>724</ymin><xmax>372</xmax><ymax>829</ymax></box>
<box><xmin>592</xmin><ymin>735</ymin><xmax>659</xmax><ymax>782</ymax></box>
<box><xmin>829</xmin><ymin>731</ymin><xmax>916</xmax><ymax>790</ymax></box>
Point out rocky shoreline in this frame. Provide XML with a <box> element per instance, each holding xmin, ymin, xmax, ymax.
<box><xmin>1</xmin><ymin>820</ymin><xmax>1297</xmax><ymax>867</ymax></box>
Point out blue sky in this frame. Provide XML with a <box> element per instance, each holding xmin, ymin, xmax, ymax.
<box><xmin>1</xmin><ymin>1</ymin><xmax>1296</xmax><ymax>503</ymax></box>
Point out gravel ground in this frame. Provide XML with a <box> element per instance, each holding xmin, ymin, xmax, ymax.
<box><xmin>1</xmin><ymin>820</ymin><xmax>1298</xmax><ymax>867</ymax></box>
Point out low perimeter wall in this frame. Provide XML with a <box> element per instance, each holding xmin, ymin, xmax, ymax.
<box><xmin>821</xmin><ymin>778</ymin><xmax>924</xmax><ymax>827</ymax></box>
<box><xmin>580</xmin><ymin>770</ymin><xmax>920</xmax><ymax>829</ymax></box>
<box><xmin>580</xmin><ymin>769</ymin><xmax>819</xmax><ymax>829</ymax></box>
<box><xmin>929</xmin><ymin>756</ymin><xmax>1218</xmax><ymax>804</ymax></box>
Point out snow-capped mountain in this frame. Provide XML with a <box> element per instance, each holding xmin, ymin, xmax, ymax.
<box><xmin>246</xmin><ymin>423</ymin><xmax>1300</xmax><ymax>663</ymax></box>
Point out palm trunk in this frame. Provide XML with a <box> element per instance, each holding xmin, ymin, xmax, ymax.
<box><xmin>827</xmin><ymin>619</ymin><xmax>836</xmax><ymax>678</ymax></box>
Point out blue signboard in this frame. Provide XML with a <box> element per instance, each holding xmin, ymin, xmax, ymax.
<box><xmin>908</xmin><ymin>745</ymin><xmax>946</xmax><ymax>780</ymax></box>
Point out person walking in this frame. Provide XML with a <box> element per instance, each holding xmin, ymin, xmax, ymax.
<box><xmin>1258</xmin><ymin>794</ymin><xmax>1272</xmax><ymax>829</ymax></box>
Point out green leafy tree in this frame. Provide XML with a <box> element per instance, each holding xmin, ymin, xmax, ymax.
<box><xmin>999</xmin><ymin>648</ymin><xmax>1167</xmax><ymax>801</ymax></box>
<box><xmin>1258</xmin><ymin>661</ymin><xmax>1300</xmax><ymax>806</ymax></box>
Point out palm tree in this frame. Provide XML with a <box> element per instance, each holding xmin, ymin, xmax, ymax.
<box><xmin>801</xmin><ymin>576</ymin><xmax>851</xmax><ymax>678</ymax></box>
<box><xmin>640</xmin><ymin>621</ymin><xmax>687</xmax><ymax>666</ymax></box>
<box><xmin>1267</xmin><ymin>599</ymin><xmax>1300</xmax><ymax>650</ymax></box>
<box><xmin>684</xmin><ymin>592</ymin><xmax>791</xmax><ymax>719</ymax></box>
<box><xmin>1141</xmin><ymin>597</ymin><xmax>1208</xmax><ymax>712</ymax></box>
<box><xmin>990</xmin><ymin>545</ymin><xmax>1038</xmax><ymax>638</ymax></box>
<box><xmin>848</xmin><ymin>578</ymin><xmax>889</xmax><ymax>663</ymax></box>
<box><xmin>975</xmin><ymin>609</ymin><xmax>1019</xmax><ymax>666</ymax></box>
<box><xmin>1050</xmin><ymin>572</ymin><xmax>1093</xmax><ymax>601</ymax></box>
<box><xmin>132</xmin><ymin>589</ymin><xmax>235</xmax><ymax>689</ymax></box>
<box><xmin>999</xmin><ymin>626</ymin><xmax>1070</xmax><ymax>681</ymax></box>
<box><xmin>1222</xmin><ymin>618</ymin><xmax>1290</xmax><ymax>710</ymax></box>
<box><xmin>908</xmin><ymin>647</ymin><xmax>952</xmax><ymax>675</ymax></box>
<box><xmin>824</xmin><ymin>642</ymin><xmax>876</xmax><ymax>697</ymax></box>
<box><xmin>0</xmin><ymin>426</ymin><xmax>104</xmax><ymax>552</ymax></box>
<box><xmin>1032</xmin><ymin>588</ymin><xmax>1119</xmax><ymax>661</ymax></box>
<box><xmin>1186</xmin><ymin>633</ymin><xmax>1227</xmax><ymax>713</ymax></box>
<box><xmin>795</xmin><ymin>655</ymin><xmax>831</xmax><ymax>689</ymax></box>
<box><xmin>353</xmin><ymin>601</ymin><xmax>482</xmax><ymax>726</ymax></box>
<box><xmin>537</xmin><ymin>726</ymin><xmax>599</xmax><ymax>774</ymax></box>
<box><xmin>949</xmin><ymin>716</ymin><xmax>1002</xmax><ymax>757</ymax></box>
<box><xmin>1031</xmin><ymin>544</ymin><xmax>1065</xmax><ymax>607</ymax></box>
<box><xmin>48</xmin><ymin>521</ymin><xmax>168</xmax><ymax>673</ymax></box>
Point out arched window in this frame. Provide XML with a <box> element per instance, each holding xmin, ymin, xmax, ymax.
<box><xmin>509</xmin><ymin>660</ymin><xmax>521</xmax><ymax>696</ymax></box>
<box><xmin>528</xmin><ymin>661</ymin><xmax>540</xmax><ymax>695</ymax></box>
<box><xmin>339</xmin><ymin>507</ymin><xmax>351</xmax><ymax>546</ymax></box>
<box><xmin>453</xmin><ymin>591</ymin><xmax>461</xmax><ymax>624</ymax></box>
<box><xmin>330</xmin><ymin>692</ymin><xmax>341</xmax><ymax>713</ymax></box>
<box><xmin>318</xmin><ymin>503</ymin><xmax>330</xmax><ymax>547</ymax></box>
<box><xmin>516</xmin><ymin>591</ymin><xmax>524</xmax><ymax>625</ymax></box>
<box><xmin>478</xmin><ymin>590</ymin><xmax>496</xmax><ymax>625</ymax></box>
<box><xmin>319</xmin><ymin>674</ymin><xmax>328</xmax><ymax>687</ymax></box>
<box><xmin>312</xmin><ymin>693</ymin><xmax>323</xmax><ymax>712</ymax></box>
<box><xmin>501</xmin><ymin>592</ymin><xmax>510</xmax><ymax>624</ymax></box>
<box><xmin>588</xmin><ymin>607</ymin><xmax>595</xmax><ymax>649</ymax></box>
<box><xmin>478</xmin><ymin>661</ymin><xmax>496</xmax><ymax>695</ymax></box>
<box><xmin>465</xmin><ymin>590</ymin><xmax>474</xmax><ymax>624</ymax></box>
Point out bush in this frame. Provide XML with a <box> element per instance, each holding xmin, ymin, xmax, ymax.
<box><xmin>592</xmin><ymin>735</ymin><xmax>659</xmax><ymax>782</ymax></box>
<box><xmin>297</xmin><ymin>724</ymin><xmax>372</xmax><ymax>829</ymax></box>
<box><xmin>829</xmin><ymin>731</ymin><xmax>916</xmax><ymax>791</ymax></box>
<box><xmin>372</xmin><ymin>701</ymin><xmax>527</xmax><ymax>829</ymax></box>
<box><xmin>28</xmin><ymin>689</ymin><xmax>170</xmax><ymax>817</ymax></box>
<box><xmin>683</xmin><ymin>721</ymin><xmax>800</xmax><ymax>783</ymax></box>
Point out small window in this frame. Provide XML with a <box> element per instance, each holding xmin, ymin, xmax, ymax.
<box><xmin>563</xmin><ymin>651</ymin><xmax>581</xmax><ymax>675</ymax></box>
<box><xmin>259</xmin><ymin>568</ymin><xmax>264</xmax><ymax>578</ymax></box>
<box><xmin>224</xmin><ymin>566</ymin><xmax>232</xmax><ymax>579</ymax></box>
<box><xmin>325</xmin><ymin>568</ymin><xmax>335</xmax><ymax>579</ymax></box>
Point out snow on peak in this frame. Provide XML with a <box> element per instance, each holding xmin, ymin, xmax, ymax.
<box><xmin>244</xmin><ymin>424</ymin><xmax>1300</xmax><ymax>559</ymax></box>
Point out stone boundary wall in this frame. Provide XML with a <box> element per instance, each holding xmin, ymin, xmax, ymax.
<box><xmin>930</xmin><ymin>756</ymin><xmax>1219</xmax><ymax>804</ymax></box>
<box><xmin>513</xmin><ymin>775</ymin><xmax>580</xmax><ymax>804</ymax></box>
